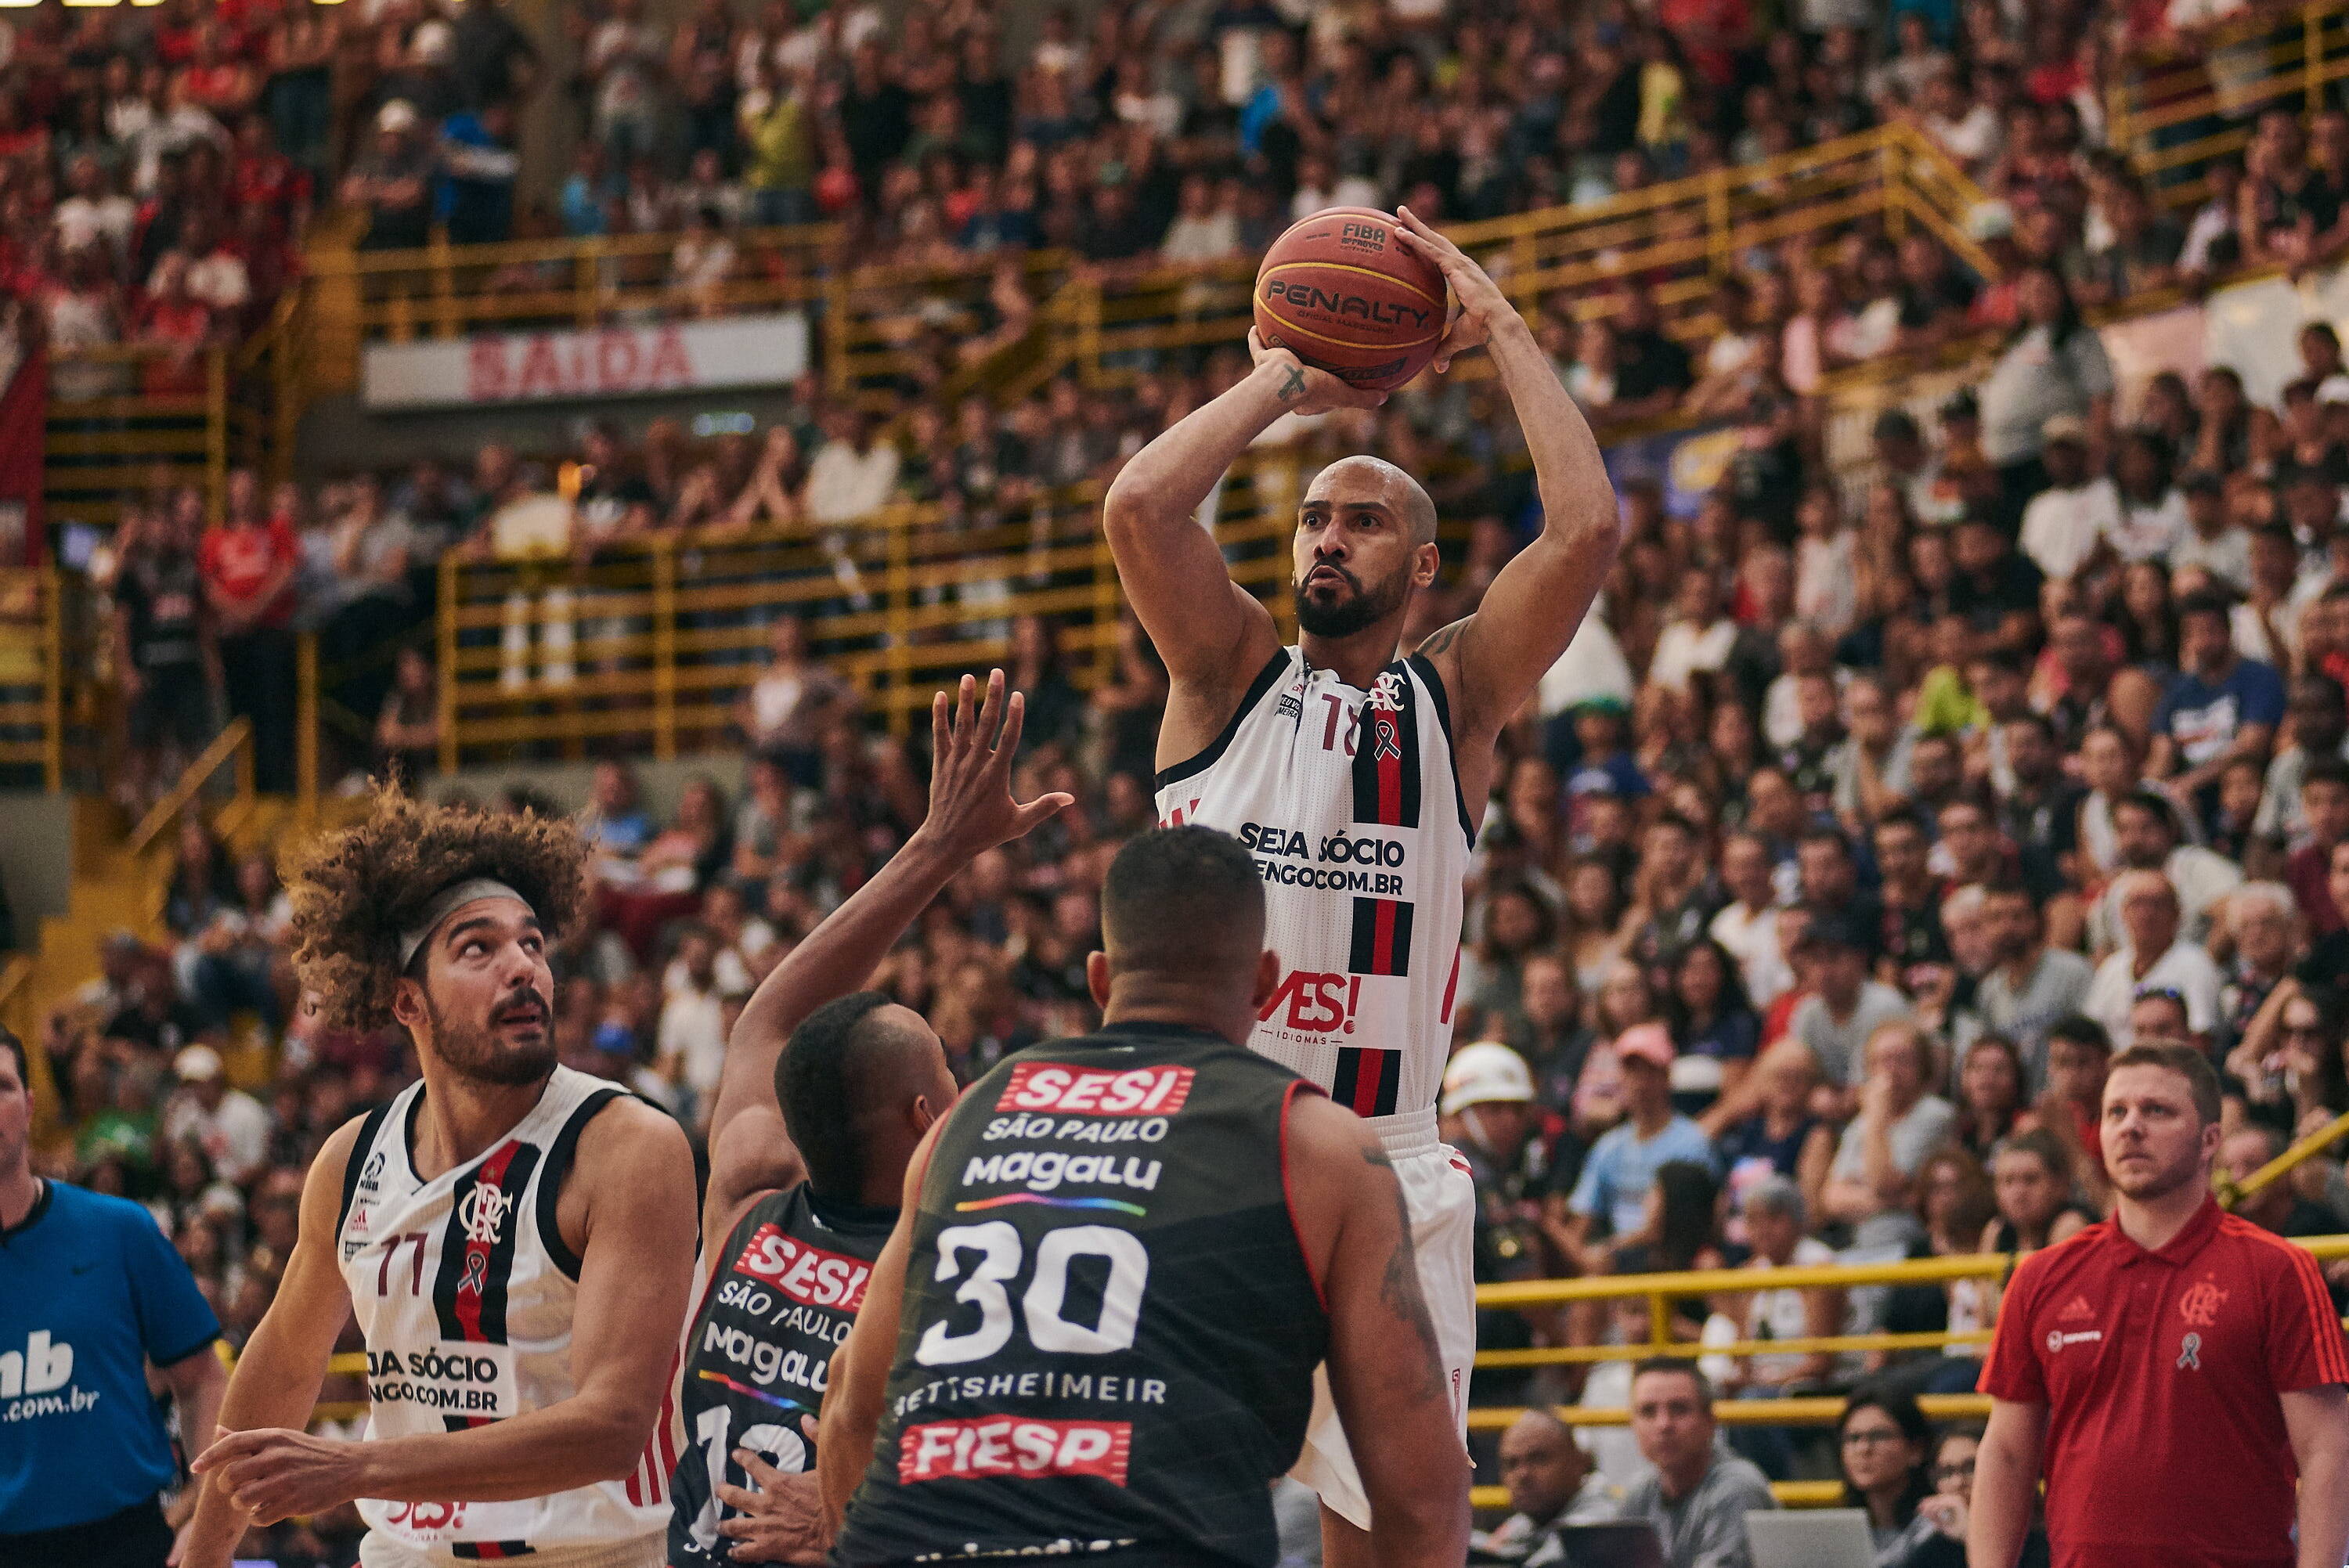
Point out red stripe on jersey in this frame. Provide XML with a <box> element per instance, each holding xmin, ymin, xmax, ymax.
<box><xmin>2289</xmin><ymin>1242</ymin><xmax>2349</xmax><ymax>1383</ymax></box>
<box><xmin>1373</xmin><ymin>900</ymin><xmax>1398</xmax><ymax>975</ymax></box>
<box><xmin>1375</xmin><ymin>713</ymin><xmax>1402</xmax><ymax>824</ymax></box>
<box><xmin>452</xmin><ymin>1141</ymin><xmax>523</xmax><ymax>1348</ymax></box>
<box><xmin>655</xmin><ymin>1380</ymin><xmax>680</xmax><ymax>1496</ymax></box>
<box><xmin>1440</xmin><ymin>946</ymin><xmax>1460</xmax><ymax>1025</ymax></box>
<box><xmin>632</xmin><ymin>1354</ymin><xmax>683</xmax><ymax>1506</ymax></box>
<box><xmin>1350</xmin><ymin>1053</ymin><xmax>1384</xmax><ymax>1119</ymax></box>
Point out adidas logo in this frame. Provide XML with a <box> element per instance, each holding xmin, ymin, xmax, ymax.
<box><xmin>2058</xmin><ymin>1296</ymin><xmax>2095</xmax><ymax>1324</ymax></box>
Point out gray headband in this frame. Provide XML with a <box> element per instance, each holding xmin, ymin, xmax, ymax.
<box><xmin>398</xmin><ymin>878</ymin><xmax>533</xmax><ymax>970</ymax></box>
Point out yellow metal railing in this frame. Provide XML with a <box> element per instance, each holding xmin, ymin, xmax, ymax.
<box><xmin>253</xmin><ymin>1237</ymin><xmax>2349</xmax><ymax>1516</ymax></box>
<box><xmin>2110</xmin><ymin>0</ymin><xmax>2349</xmax><ymax>206</ymax></box>
<box><xmin>262</xmin><ymin>123</ymin><xmax>1990</xmax><ymax>462</ymax></box>
<box><xmin>435</xmin><ymin>454</ymin><xmax>1317</xmax><ymax>767</ymax></box>
<box><xmin>294</xmin><ymin>222</ymin><xmax>839</xmax><ymax>396</ymax></box>
<box><xmin>1030</xmin><ymin>124</ymin><xmax>1991</xmax><ymax>400</ymax></box>
<box><xmin>0</xmin><ymin>569</ymin><xmax>64</xmax><ymax>789</ymax></box>
<box><xmin>45</xmin><ymin>344</ymin><xmax>228</xmax><ymax>530</ymax></box>
<box><xmin>2226</xmin><ymin>1107</ymin><xmax>2349</xmax><ymax>1205</ymax></box>
<box><xmin>126</xmin><ymin>716</ymin><xmax>254</xmax><ymax>860</ymax></box>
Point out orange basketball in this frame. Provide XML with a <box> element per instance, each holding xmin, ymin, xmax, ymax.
<box><xmin>1252</xmin><ymin>207</ymin><xmax>1450</xmax><ymax>393</ymax></box>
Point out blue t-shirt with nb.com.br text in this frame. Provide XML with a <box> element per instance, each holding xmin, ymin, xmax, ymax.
<box><xmin>0</xmin><ymin>1180</ymin><xmax>220</xmax><ymax>1533</ymax></box>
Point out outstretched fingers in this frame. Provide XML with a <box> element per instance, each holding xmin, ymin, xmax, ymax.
<box><xmin>973</xmin><ymin>666</ymin><xmax>1005</xmax><ymax>752</ymax></box>
<box><xmin>991</xmin><ymin>687</ymin><xmax>1027</xmax><ymax>762</ymax></box>
<box><xmin>1016</xmin><ymin>790</ymin><xmax>1077</xmax><ymax>832</ymax></box>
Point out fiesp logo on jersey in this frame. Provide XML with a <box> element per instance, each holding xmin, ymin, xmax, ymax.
<box><xmin>732</xmin><ymin>1224</ymin><xmax>873</xmax><ymax>1311</ymax></box>
<box><xmin>1260</xmin><ymin>970</ymin><xmax>1361</xmax><ymax>1035</ymax></box>
<box><xmin>994</xmin><ymin>1062</ymin><xmax>1195</xmax><ymax>1117</ymax></box>
<box><xmin>898</xmin><ymin>1416</ymin><xmax>1133</xmax><ymax>1486</ymax></box>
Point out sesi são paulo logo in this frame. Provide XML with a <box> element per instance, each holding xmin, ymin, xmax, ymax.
<box><xmin>730</xmin><ymin>1224</ymin><xmax>873</xmax><ymax>1312</ymax></box>
<box><xmin>994</xmin><ymin>1063</ymin><xmax>1194</xmax><ymax>1117</ymax></box>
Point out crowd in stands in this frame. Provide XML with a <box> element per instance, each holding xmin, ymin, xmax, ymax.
<box><xmin>49</xmin><ymin>298</ymin><xmax>2349</xmax><ymax>1564</ymax></box>
<box><xmin>0</xmin><ymin>3</ymin><xmax>330</xmax><ymax>397</ymax></box>
<box><xmin>0</xmin><ymin>0</ymin><xmax>2336</xmax><ymax>425</ymax></box>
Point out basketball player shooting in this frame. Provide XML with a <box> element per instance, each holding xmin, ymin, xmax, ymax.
<box><xmin>179</xmin><ymin>792</ymin><xmax>700</xmax><ymax>1568</ymax></box>
<box><xmin>1102</xmin><ymin>206</ymin><xmax>1622</xmax><ymax>1561</ymax></box>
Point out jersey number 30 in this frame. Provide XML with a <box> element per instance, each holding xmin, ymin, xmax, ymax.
<box><xmin>915</xmin><ymin>1221</ymin><xmax>1149</xmax><ymax>1367</ymax></box>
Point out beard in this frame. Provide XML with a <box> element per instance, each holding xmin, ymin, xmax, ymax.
<box><xmin>424</xmin><ymin>986</ymin><xmax>557</xmax><ymax>1087</ymax></box>
<box><xmin>2107</xmin><ymin>1141</ymin><xmax>2202</xmax><ymax>1202</ymax></box>
<box><xmin>1293</xmin><ymin>561</ymin><xmax>1409</xmax><ymax>639</ymax></box>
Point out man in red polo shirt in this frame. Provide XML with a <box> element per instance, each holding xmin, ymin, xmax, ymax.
<box><xmin>1970</xmin><ymin>1044</ymin><xmax>2349</xmax><ymax>1568</ymax></box>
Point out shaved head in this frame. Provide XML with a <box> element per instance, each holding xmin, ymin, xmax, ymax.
<box><xmin>1293</xmin><ymin>456</ymin><xmax>1440</xmax><ymax>641</ymax></box>
<box><xmin>1308</xmin><ymin>455</ymin><xmax>1438</xmax><ymax>546</ymax></box>
<box><xmin>779</xmin><ymin>993</ymin><xmax>954</xmax><ymax>1198</ymax></box>
<box><xmin>1102</xmin><ymin>827</ymin><xmax>1266</xmax><ymax>987</ymax></box>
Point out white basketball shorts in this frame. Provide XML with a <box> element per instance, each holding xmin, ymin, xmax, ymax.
<box><xmin>1290</xmin><ymin>1107</ymin><xmax>1478</xmax><ymax>1530</ymax></box>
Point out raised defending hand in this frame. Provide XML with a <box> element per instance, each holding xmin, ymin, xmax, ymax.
<box><xmin>915</xmin><ymin>669</ymin><xmax>1074</xmax><ymax>859</ymax></box>
<box><xmin>1391</xmin><ymin>204</ymin><xmax>1521</xmax><ymax>375</ymax></box>
<box><xmin>1247</xmin><ymin>327</ymin><xmax>1388</xmax><ymax>417</ymax></box>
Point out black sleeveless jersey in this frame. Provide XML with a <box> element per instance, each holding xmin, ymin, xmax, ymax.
<box><xmin>834</xmin><ymin>1023</ymin><xmax>1330</xmax><ymax>1568</ymax></box>
<box><xmin>666</xmin><ymin>1183</ymin><xmax>894</xmax><ymax>1568</ymax></box>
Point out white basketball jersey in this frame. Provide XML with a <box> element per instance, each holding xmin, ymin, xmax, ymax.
<box><xmin>1155</xmin><ymin>647</ymin><xmax>1476</xmax><ymax>1126</ymax></box>
<box><xmin>335</xmin><ymin>1066</ymin><xmax>677</xmax><ymax>1563</ymax></box>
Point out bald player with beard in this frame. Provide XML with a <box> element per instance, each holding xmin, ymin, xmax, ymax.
<box><xmin>1102</xmin><ymin>207</ymin><xmax>1622</xmax><ymax>1566</ymax></box>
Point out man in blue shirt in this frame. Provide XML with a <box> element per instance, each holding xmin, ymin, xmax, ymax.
<box><xmin>2151</xmin><ymin>589</ymin><xmax>2286</xmax><ymax>833</ymax></box>
<box><xmin>0</xmin><ymin>1028</ymin><xmax>226</xmax><ymax>1568</ymax></box>
<box><xmin>1557</xmin><ymin>1024</ymin><xmax>1719</xmax><ymax>1274</ymax></box>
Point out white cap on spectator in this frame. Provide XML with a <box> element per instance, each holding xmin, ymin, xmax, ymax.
<box><xmin>2041</xmin><ymin>413</ymin><xmax>2089</xmax><ymax>447</ymax></box>
<box><xmin>175</xmin><ymin>1044</ymin><xmax>224</xmax><ymax>1083</ymax></box>
<box><xmin>378</xmin><ymin>99</ymin><xmax>420</xmax><ymax>135</ymax></box>
<box><xmin>1442</xmin><ymin>1042</ymin><xmax>1534</xmax><ymax>1116</ymax></box>
<box><xmin>1965</xmin><ymin>200</ymin><xmax>2015</xmax><ymax>240</ymax></box>
<box><xmin>411</xmin><ymin>21</ymin><xmax>453</xmax><ymax>64</ymax></box>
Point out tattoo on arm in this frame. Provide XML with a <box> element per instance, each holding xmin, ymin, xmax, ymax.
<box><xmin>1364</xmin><ymin>1147</ymin><xmax>1450</xmax><ymax>1401</ymax></box>
<box><xmin>1278</xmin><ymin>365</ymin><xmax>1307</xmax><ymax>403</ymax></box>
<box><xmin>1414</xmin><ymin>618</ymin><xmax>1469</xmax><ymax>661</ymax></box>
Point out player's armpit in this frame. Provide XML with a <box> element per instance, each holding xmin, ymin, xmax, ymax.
<box><xmin>1289</xmin><ymin>1097</ymin><xmax>1469</xmax><ymax>1568</ymax></box>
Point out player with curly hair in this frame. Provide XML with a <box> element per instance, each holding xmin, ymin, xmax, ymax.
<box><xmin>179</xmin><ymin>789</ymin><xmax>699</xmax><ymax>1568</ymax></box>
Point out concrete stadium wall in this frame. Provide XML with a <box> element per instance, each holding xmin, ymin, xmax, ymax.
<box><xmin>0</xmin><ymin>792</ymin><xmax>76</xmax><ymax>948</ymax></box>
<box><xmin>295</xmin><ymin>387</ymin><xmax>817</xmax><ymax>476</ymax></box>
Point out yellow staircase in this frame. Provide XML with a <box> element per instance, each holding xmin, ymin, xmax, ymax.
<box><xmin>12</xmin><ymin>723</ymin><xmax>338</xmax><ymax>1140</ymax></box>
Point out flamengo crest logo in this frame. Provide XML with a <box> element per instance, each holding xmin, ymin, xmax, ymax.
<box><xmin>2179</xmin><ymin>1278</ymin><xmax>2228</xmax><ymax>1328</ymax></box>
<box><xmin>457</xmin><ymin>1184</ymin><xmax>514</xmax><ymax>1246</ymax></box>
